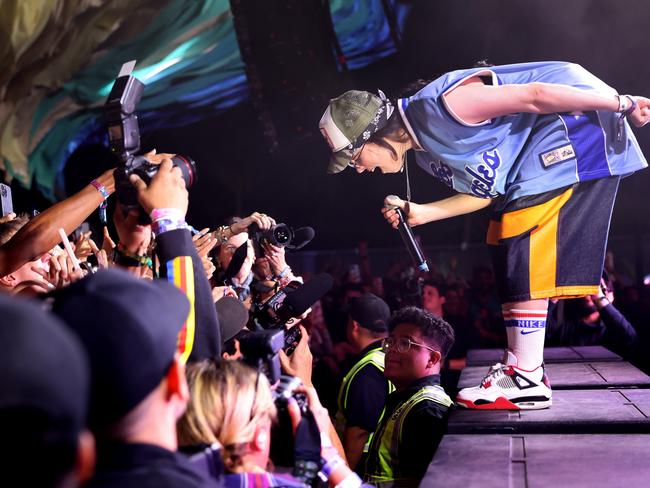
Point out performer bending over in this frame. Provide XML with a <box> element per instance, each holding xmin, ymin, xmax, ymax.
<box><xmin>318</xmin><ymin>61</ymin><xmax>649</xmax><ymax>410</ymax></box>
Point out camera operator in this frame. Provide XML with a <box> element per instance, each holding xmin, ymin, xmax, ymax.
<box><xmin>546</xmin><ymin>277</ymin><xmax>638</xmax><ymax>360</ymax></box>
<box><xmin>211</xmin><ymin>213</ymin><xmax>278</xmax><ymax>303</ymax></box>
<box><xmin>128</xmin><ymin>156</ymin><xmax>221</xmax><ymax>362</ymax></box>
<box><xmin>0</xmin><ymin>294</ymin><xmax>94</xmax><ymax>487</ymax></box>
<box><xmin>0</xmin><ymin>168</ymin><xmax>114</xmax><ymax>277</ymax></box>
<box><xmin>178</xmin><ymin>359</ymin><xmax>367</xmax><ymax>487</ymax></box>
<box><xmin>109</xmin><ymin>202</ymin><xmax>154</xmax><ymax>276</ymax></box>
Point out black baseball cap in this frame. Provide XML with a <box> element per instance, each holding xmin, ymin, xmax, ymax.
<box><xmin>50</xmin><ymin>269</ymin><xmax>190</xmax><ymax>430</ymax></box>
<box><xmin>0</xmin><ymin>294</ymin><xmax>89</xmax><ymax>433</ymax></box>
<box><xmin>347</xmin><ymin>293</ymin><xmax>391</xmax><ymax>332</ymax></box>
<box><xmin>0</xmin><ymin>294</ymin><xmax>90</xmax><ymax>485</ymax></box>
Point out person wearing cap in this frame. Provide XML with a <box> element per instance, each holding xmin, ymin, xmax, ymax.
<box><xmin>52</xmin><ymin>269</ymin><xmax>219</xmax><ymax>488</ymax></box>
<box><xmin>363</xmin><ymin>307</ymin><xmax>454</xmax><ymax>486</ymax></box>
<box><xmin>215</xmin><ymin>296</ymin><xmax>250</xmax><ymax>360</ymax></box>
<box><xmin>335</xmin><ymin>293</ymin><xmax>394</xmax><ymax>471</ymax></box>
<box><xmin>0</xmin><ymin>294</ymin><xmax>94</xmax><ymax>487</ymax></box>
<box><xmin>319</xmin><ymin>61</ymin><xmax>650</xmax><ymax>411</ymax></box>
<box><xmin>51</xmin><ymin>154</ymin><xmax>221</xmax><ymax>487</ymax></box>
<box><xmin>130</xmin><ymin>155</ymin><xmax>221</xmax><ymax>362</ymax></box>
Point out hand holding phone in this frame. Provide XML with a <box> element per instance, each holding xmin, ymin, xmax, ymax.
<box><xmin>0</xmin><ymin>183</ymin><xmax>13</xmax><ymax>217</ymax></box>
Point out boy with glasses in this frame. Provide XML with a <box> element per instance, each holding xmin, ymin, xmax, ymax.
<box><xmin>363</xmin><ymin>307</ymin><xmax>455</xmax><ymax>486</ymax></box>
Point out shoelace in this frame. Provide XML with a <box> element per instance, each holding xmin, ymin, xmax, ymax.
<box><xmin>480</xmin><ymin>363</ymin><xmax>516</xmax><ymax>388</ymax></box>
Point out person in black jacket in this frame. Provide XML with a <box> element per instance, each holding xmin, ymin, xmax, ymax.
<box><xmin>546</xmin><ymin>278</ymin><xmax>638</xmax><ymax>360</ymax></box>
<box><xmin>363</xmin><ymin>307</ymin><xmax>455</xmax><ymax>486</ymax></box>
<box><xmin>51</xmin><ymin>158</ymin><xmax>220</xmax><ymax>488</ymax></box>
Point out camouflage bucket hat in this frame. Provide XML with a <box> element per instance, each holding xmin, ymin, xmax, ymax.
<box><xmin>319</xmin><ymin>90</ymin><xmax>394</xmax><ymax>174</ymax></box>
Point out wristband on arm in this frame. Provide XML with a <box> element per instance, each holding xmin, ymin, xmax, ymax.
<box><xmin>150</xmin><ymin>208</ymin><xmax>188</xmax><ymax>235</ymax></box>
<box><xmin>90</xmin><ymin>179</ymin><xmax>110</xmax><ymax>224</ymax></box>
<box><xmin>615</xmin><ymin>94</ymin><xmax>637</xmax><ymax>142</ymax></box>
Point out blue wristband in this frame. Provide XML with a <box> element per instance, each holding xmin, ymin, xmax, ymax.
<box><xmin>318</xmin><ymin>454</ymin><xmax>345</xmax><ymax>482</ymax></box>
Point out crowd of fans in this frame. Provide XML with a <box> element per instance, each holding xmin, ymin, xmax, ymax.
<box><xmin>1</xmin><ymin>153</ymin><xmax>648</xmax><ymax>487</ymax></box>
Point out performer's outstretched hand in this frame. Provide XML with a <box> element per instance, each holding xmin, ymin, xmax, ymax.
<box><xmin>629</xmin><ymin>96</ymin><xmax>650</xmax><ymax>127</ymax></box>
<box><xmin>382</xmin><ymin>195</ymin><xmax>423</xmax><ymax>228</ymax></box>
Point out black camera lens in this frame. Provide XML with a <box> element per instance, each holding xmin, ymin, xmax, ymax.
<box><xmin>171</xmin><ymin>155</ymin><xmax>197</xmax><ymax>188</ymax></box>
<box><xmin>269</xmin><ymin>224</ymin><xmax>292</xmax><ymax>247</ymax></box>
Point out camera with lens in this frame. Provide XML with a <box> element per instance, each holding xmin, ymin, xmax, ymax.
<box><xmin>250</xmin><ymin>281</ymin><xmax>305</xmax><ymax>355</ymax></box>
<box><xmin>273</xmin><ymin>374</ymin><xmax>308</xmax><ymax>413</ymax></box>
<box><xmin>239</xmin><ymin>328</ymin><xmax>284</xmax><ymax>384</ymax></box>
<box><xmin>251</xmin><ymin>273</ymin><xmax>333</xmax><ymax>355</ymax></box>
<box><xmin>248</xmin><ymin>222</ymin><xmax>315</xmax><ymax>258</ymax></box>
<box><xmin>248</xmin><ymin>222</ymin><xmax>294</xmax><ymax>258</ymax></box>
<box><xmin>104</xmin><ymin>60</ymin><xmax>197</xmax><ymax>216</ymax></box>
<box><xmin>239</xmin><ymin>329</ymin><xmax>314</xmax><ymax>474</ymax></box>
<box><xmin>238</xmin><ymin>329</ymin><xmax>306</xmax><ymax>409</ymax></box>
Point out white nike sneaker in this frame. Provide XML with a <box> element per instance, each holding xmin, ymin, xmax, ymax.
<box><xmin>456</xmin><ymin>350</ymin><xmax>552</xmax><ymax>410</ymax></box>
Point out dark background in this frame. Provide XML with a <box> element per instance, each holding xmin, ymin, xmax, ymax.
<box><xmin>52</xmin><ymin>1</ymin><xmax>650</xmax><ymax>260</ymax></box>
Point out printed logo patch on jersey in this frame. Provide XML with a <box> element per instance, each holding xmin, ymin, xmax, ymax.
<box><xmin>429</xmin><ymin>159</ymin><xmax>454</xmax><ymax>187</ymax></box>
<box><xmin>540</xmin><ymin>144</ymin><xmax>575</xmax><ymax>168</ymax></box>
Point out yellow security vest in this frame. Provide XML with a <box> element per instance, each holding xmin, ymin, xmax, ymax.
<box><xmin>335</xmin><ymin>346</ymin><xmax>395</xmax><ymax>441</ymax></box>
<box><xmin>364</xmin><ymin>384</ymin><xmax>452</xmax><ymax>486</ymax></box>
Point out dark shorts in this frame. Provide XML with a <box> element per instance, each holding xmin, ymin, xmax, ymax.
<box><xmin>487</xmin><ymin>177</ymin><xmax>620</xmax><ymax>303</ymax></box>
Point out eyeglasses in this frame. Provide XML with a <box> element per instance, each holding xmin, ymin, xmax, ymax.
<box><xmin>346</xmin><ymin>144</ymin><xmax>365</xmax><ymax>168</ymax></box>
<box><xmin>381</xmin><ymin>337</ymin><xmax>437</xmax><ymax>354</ymax></box>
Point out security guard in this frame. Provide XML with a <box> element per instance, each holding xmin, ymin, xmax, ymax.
<box><xmin>363</xmin><ymin>307</ymin><xmax>455</xmax><ymax>487</ymax></box>
<box><xmin>336</xmin><ymin>293</ymin><xmax>394</xmax><ymax>471</ymax></box>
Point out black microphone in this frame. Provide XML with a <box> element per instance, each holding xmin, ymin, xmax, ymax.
<box><xmin>281</xmin><ymin>273</ymin><xmax>333</xmax><ymax>355</ymax></box>
<box><xmin>283</xmin><ymin>273</ymin><xmax>333</xmax><ymax>318</ymax></box>
<box><xmin>287</xmin><ymin>226</ymin><xmax>315</xmax><ymax>250</ymax></box>
<box><xmin>385</xmin><ymin>195</ymin><xmax>429</xmax><ymax>272</ymax></box>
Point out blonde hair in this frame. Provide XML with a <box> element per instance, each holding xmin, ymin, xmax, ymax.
<box><xmin>177</xmin><ymin>360</ymin><xmax>277</xmax><ymax>470</ymax></box>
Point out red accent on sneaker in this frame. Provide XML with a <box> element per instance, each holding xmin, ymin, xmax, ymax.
<box><xmin>456</xmin><ymin>397</ymin><xmax>521</xmax><ymax>410</ymax></box>
<box><xmin>482</xmin><ymin>380</ymin><xmax>492</xmax><ymax>389</ymax></box>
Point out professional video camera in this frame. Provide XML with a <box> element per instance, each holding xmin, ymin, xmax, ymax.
<box><xmin>251</xmin><ymin>273</ymin><xmax>333</xmax><ymax>354</ymax></box>
<box><xmin>239</xmin><ymin>330</ymin><xmax>307</xmax><ymax>409</ymax></box>
<box><xmin>239</xmin><ymin>329</ymin><xmax>319</xmax><ymax>480</ymax></box>
<box><xmin>248</xmin><ymin>222</ymin><xmax>315</xmax><ymax>258</ymax></box>
<box><xmin>239</xmin><ymin>328</ymin><xmax>284</xmax><ymax>383</ymax></box>
<box><xmin>104</xmin><ymin>60</ymin><xmax>197</xmax><ymax>215</ymax></box>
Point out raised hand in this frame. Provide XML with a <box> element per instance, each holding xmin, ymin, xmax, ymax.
<box><xmin>381</xmin><ymin>195</ymin><xmax>422</xmax><ymax>228</ymax></box>
<box><xmin>73</xmin><ymin>231</ymin><xmax>94</xmax><ymax>262</ymax></box>
<box><xmin>34</xmin><ymin>253</ymin><xmax>85</xmax><ymax>289</ymax></box>
<box><xmin>261</xmin><ymin>241</ymin><xmax>287</xmax><ymax>277</ymax></box>
<box><xmin>279</xmin><ymin>325</ymin><xmax>313</xmax><ymax>386</ymax></box>
<box><xmin>88</xmin><ymin>238</ymin><xmax>109</xmax><ymax>269</ymax></box>
<box><xmin>192</xmin><ymin>228</ymin><xmax>218</xmax><ymax>258</ymax></box>
<box><xmin>0</xmin><ymin>212</ymin><xmax>16</xmax><ymax>224</ymax></box>
<box><xmin>628</xmin><ymin>96</ymin><xmax>650</xmax><ymax>127</ymax></box>
<box><xmin>129</xmin><ymin>157</ymin><xmax>188</xmax><ymax>216</ymax></box>
<box><xmin>230</xmin><ymin>212</ymin><xmax>276</xmax><ymax>235</ymax></box>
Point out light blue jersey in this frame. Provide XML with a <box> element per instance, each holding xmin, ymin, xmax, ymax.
<box><xmin>397</xmin><ymin>62</ymin><xmax>647</xmax><ymax>206</ymax></box>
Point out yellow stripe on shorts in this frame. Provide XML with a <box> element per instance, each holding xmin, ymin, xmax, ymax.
<box><xmin>487</xmin><ymin>187</ymin><xmax>573</xmax><ymax>299</ymax></box>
